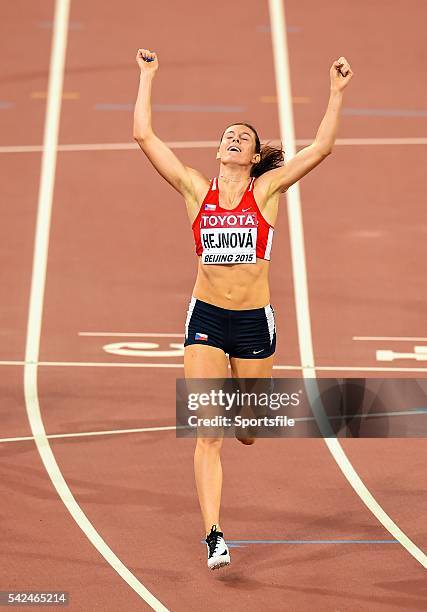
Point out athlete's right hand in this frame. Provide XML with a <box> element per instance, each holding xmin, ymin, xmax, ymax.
<box><xmin>136</xmin><ymin>48</ymin><xmax>158</xmax><ymax>74</ymax></box>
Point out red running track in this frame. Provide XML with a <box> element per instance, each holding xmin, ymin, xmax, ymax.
<box><xmin>1</xmin><ymin>0</ymin><xmax>426</xmax><ymax>610</ymax></box>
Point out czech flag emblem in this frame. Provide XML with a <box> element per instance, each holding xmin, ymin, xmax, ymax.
<box><xmin>195</xmin><ymin>332</ymin><xmax>208</xmax><ymax>341</ymax></box>
<box><xmin>204</xmin><ymin>203</ymin><xmax>216</xmax><ymax>211</ymax></box>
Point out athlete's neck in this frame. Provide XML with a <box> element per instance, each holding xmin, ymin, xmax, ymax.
<box><xmin>218</xmin><ymin>174</ymin><xmax>250</xmax><ymax>183</ymax></box>
<box><xmin>218</xmin><ymin>164</ymin><xmax>251</xmax><ymax>184</ymax></box>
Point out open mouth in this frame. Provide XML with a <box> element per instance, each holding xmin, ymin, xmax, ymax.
<box><xmin>227</xmin><ymin>146</ymin><xmax>241</xmax><ymax>152</ymax></box>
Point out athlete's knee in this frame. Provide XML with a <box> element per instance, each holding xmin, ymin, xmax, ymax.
<box><xmin>196</xmin><ymin>436</ymin><xmax>223</xmax><ymax>450</ymax></box>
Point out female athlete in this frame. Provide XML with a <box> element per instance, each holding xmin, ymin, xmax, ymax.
<box><xmin>133</xmin><ymin>49</ymin><xmax>353</xmax><ymax>570</ymax></box>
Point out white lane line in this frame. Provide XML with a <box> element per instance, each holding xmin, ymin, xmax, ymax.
<box><xmin>1</xmin><ymin>409</ymin><xmax>424</xmax><ymax>445</ymax></box>
<box><xmin>0</xmin><ymin>141</ymin><xmax>217</xmax><ymax>153</ymax></box>
<box><xmin>32</xmin><ymin>361</ymin><xmax>185</xmax><ymax>368</ymax></box>
<box><xmin>321</xmin><ymin>138</ymin><xmax>427</xmax><ymax>145</ymax></box>
<box><xmin>0</xmin><ymin>425</ymin><xmax>178</xmax><ymax>444</ymax></box>
<box><xmin>354</xmin><ymin>336</ymin><xmax>427</xmax><ymax>342</ymax></box>
<box><xmin>269</xmin><ymin>0</ymin><xmax>426</xmax><ymax>568</ymax></box>
<box><xmin>292</xmin><ymin>365</ymin><xmax>427</xmax><ymax>372</ymax></box>
<box><xmin>79</xmin><ymin>331</ymin><xmax>184</xmax><ymax>337</ymax></box>
<box><xmin>3</xmin><ymin>360</ymin><xmax>427</xmax><ymax>372</ymax></box>
<box><xmin>22</xmin><ymin>2</ymin><xmax>168</xmax><ymax>609</ymax></box>
<box><xmin>1</xmin><ymin>137</ymin><xmax>427</xmax><ymax>154</ymax></box>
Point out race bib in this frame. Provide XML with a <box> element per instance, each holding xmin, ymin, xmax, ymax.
<box><xmin>200</xmin><ymin>212</ymin><xmax>258</xmax><ymax>265</ymax></box>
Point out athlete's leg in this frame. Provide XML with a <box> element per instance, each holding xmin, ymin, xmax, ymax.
<box><xmin>229</xmin><ymin>301</ymin><xmax>276</xmax><ymax>443</ymax></box>
<box><xmin>230</xmin><ymin>356</ymin><xmax>274</xmax><ymax>444</ymax></box>
<box><xmin>230</xmin><ymin>355</ymin><xmax>274</xmax><ymax>378</ymax></box>
<box><xmin>185</xmin><ymin>344</ymin><xmax>228</xmax><ymax>535</ymax></box>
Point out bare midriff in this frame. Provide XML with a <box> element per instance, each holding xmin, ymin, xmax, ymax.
<box><xmin>192</xmin><ymin>258</ymin><xmax>270</xmax><ymax>310</ymax></box>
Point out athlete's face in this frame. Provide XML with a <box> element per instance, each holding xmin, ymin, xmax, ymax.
<box><xmin>217</xmin><ymin>125</ymin><xmax>260</xmax><ymax>167</ymax></box>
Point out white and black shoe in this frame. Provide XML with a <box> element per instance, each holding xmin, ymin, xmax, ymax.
<box><xmin>205</xmin><ymin>525</ymin><xmax>230</xmax><ymax>570</ymax></box>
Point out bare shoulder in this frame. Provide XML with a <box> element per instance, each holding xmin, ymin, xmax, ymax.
<box><xmin>253</xmin><ymin>171</ymin><xmax>286</xmax><ymax>206</ymax></box>
<box><xmin>255</xmin><ymin>143</ymin><xmax>330</xmax><ymax>196</ymax></box>
<box><xmin>254</xmin><ymin>169</ymin><xmax>288</xmax><ymax>200</ymax></box>
<box><xmin>186</xmin><ymin>166</ymin><xmax>210</xmax><ymax>202</ymax></box>
<box><xmin>253</xmin><ymin>172</ymin><xmax>284</xmax><ymax>226</ymax></box>
<box><xmin>183</xmin><ymin>166</ymin><xmax>210</xmax><ymax>224</ymax></box>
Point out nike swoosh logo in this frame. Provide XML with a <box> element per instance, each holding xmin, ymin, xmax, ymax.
<box><xmin>253</xmin><ymin>349</ymin><xmax>264</xmax><ymax>354</ymax></box>
<box><xmin>242</xmin><ymin>207</ymin><xmax>252</xmax><ymax>212</ymax></box>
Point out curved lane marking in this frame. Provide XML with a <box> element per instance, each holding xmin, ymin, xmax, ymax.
<box><xmin>268</xmin><ymin>0</ymin><xmax>426</xmax><ymax>568</ymax></box>
<box><xmin>22</xmin><ymin>1</ymin><xmax>169</xmax><ymax>608</ymax></box>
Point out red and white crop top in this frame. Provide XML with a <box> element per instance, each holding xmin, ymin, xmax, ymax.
<box><xmin>191</xmin><ymin>176</ymin><xmax>274</xmax><ymax>265</ymax></box>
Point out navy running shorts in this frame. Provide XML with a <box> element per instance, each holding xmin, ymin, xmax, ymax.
<box><xmin>184</xmin><ymin>296</ymin><xmax>276</xmax><ymax>359</ymax></box>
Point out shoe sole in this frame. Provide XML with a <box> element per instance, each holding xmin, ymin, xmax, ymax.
<box><xmin>209</xmin><ymin>561</ymin><xmax>230</xmax><ymax>571</ymax></box>
<box><xmin>208</xmin><ymin>552</ymin><xmax>231</xmax><ymax>570</ymax></box>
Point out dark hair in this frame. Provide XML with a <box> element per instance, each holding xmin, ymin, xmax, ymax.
<box><xmin>220</xmin><ymin>122</ymin><xmax>285</xmax><ymax>178</ymax></box>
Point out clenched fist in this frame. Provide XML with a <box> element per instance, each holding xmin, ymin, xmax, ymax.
<box><xmin>330</xmin><ymin>56</ymin><xmax>353</xmax><ymax>92</ymax></box>
<box><xmin>136</xmin><ymin>48</ymin><xmax>159</xmax><ymax>75</ymax></box>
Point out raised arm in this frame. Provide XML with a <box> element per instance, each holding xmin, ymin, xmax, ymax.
<box><xmin>133</xmin><ymin>49</ymin><xmax>204</xmax><ymax>200</ymax></box>
<box><xmin>260</xmin><ymin>56</ymin><xmax>354</xmax><ymax>195</ymax></box>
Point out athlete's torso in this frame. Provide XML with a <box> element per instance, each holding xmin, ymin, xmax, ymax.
<box><xmin>192</xmin><ymin>176</ymin><xmax>274</xmax><ymax>265</ymax></box>
<box><xmin>186</xmin><ymin>175</ymin><xmax>281</xmax><ymax>310</ymax></box>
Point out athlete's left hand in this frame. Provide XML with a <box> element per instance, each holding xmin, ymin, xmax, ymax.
<box><xmin>330</xmin><ymin>56</ymin><xmax>354</xmax><ymax>92</ymax></box>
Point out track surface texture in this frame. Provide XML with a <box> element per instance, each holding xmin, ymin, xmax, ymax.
<box><xmin>1</xmin><ymin>1</ymin><xmax>426</xmax><ymax>610</ymax></box>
